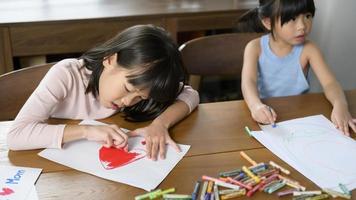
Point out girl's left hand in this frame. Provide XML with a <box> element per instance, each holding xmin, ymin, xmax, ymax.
<box><xmin>331</xmin><ymin>103</ymin><xmax>356</xmax><ymax>136</ymax></box>
<box><xmin>129</xmin><ymin>121</ymin><xmax>181</xmax><ymax>161</ymax></box>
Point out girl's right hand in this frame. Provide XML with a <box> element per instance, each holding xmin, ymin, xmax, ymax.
<box><xmin>83</xmin><ymin>125</ymin><xmax>128</xmax><ymax>150</ymax></box>
<box><xmin>251</xmin><ymin>103</ymin><xmax>277</xmax><ymax>125</ymax></box>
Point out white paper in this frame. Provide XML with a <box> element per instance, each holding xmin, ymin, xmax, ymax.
<box><xmin>0</xmin><ymin>166</ymin><xmax>41</xmax><ymax>200</ymax></box>
<box><xmin>38</xmin><ymin>120</ymin><xmax>190</xmax><ymax>191</ymax></box>
<box><xmin>251</xmin><ymin>115</ymin><xmax>356</xmax><ymax>192</ymax></box>
<box><xmin>26</xmin><ymin>186</ymin><xmax>39</xmax><ymax>200</ymax></box>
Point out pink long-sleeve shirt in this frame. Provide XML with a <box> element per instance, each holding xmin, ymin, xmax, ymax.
<box><xmin>7</xmin><ymin>59</ymin><xmax>199</xmax><ymax>150</ymax></box>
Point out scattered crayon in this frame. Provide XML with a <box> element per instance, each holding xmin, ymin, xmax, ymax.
<box><xmin>269</xmin><ymin>161</ymin><xmax>290</xmax><ymax>175</ymax></box>
<box><xmin>240</xmin><ymin>151</ymin><xmax>257</xmax><ymax>166</ymax></box>
<box><xmin>191</xmin><ymin>181</ymin><xmax>200</xmax><ymax>200</ymax></box>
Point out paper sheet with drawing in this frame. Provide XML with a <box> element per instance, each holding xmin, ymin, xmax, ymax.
<box><xmin>38</xmin><ymin>120</ymin><xmax>190</xmax><ymax>191</ymax></box>
<box><xmin>251</xmin><ymin>115</ymin><xmax>356</xmax><ymax>192</ymax></box>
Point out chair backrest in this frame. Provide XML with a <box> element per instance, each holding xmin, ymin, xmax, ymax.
<box><xmin>179</xmin><ymin>33</ymin><xmax>261</xmax><ymax>90</ymax></box>
<box><xmin>0</xmin><ymin>63</ymin><xmax>54</xmax><ymax>120</ymax></box>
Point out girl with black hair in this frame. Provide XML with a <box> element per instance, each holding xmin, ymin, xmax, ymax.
<box><xmin>238</xmin><ymin>0</ymin><xmax>356</xmax><ymax>135</ymax></box>
<box><xmin>8</xmin><ymin>25</ymin><xmax>199</xmax><ymax>160</ymax></box>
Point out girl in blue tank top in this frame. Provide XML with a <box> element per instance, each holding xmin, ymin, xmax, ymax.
<box><xmin>237</xmin><ymin>0</ymin><xmax>356</xmax><ymax>135</ymax></box>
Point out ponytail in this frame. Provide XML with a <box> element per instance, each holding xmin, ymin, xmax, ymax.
<box><xmin>236</xmin><ymin>8</ymin><xmax>267</xmax><ymax>33</ymax></box>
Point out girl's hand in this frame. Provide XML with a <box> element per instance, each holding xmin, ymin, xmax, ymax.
<box><xmin>331</xmin><ymin>103</ymin><xmax>356</xmax><ymax>136</ymax></box>
<box><xmin>251</xmin><ymin>103</ymin><xmax>277</xmax><ymax>125</ymax></box>
<box><xmin>129</xmin><ymin>121</ymin><xmax>181</xmax><ymax>161</ymax></box>
<box><xmin>83</xmin><ymin>124</ymin><xmax>128</xmax><ymax>150</ymax></box>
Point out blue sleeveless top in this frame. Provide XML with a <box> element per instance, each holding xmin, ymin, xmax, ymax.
<box><xmin>257</xmin><ymin>34</ymin><xmax>309</xmax><ymax>99</ymax></box>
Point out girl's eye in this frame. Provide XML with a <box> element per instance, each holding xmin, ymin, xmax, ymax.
<box><xmin>124</xmin><ymin>85</ymin><xmax>130</xmax><ymax>93</ymax></box>
<box><xmin>291</xmin><ymin>17</ymin><xmax>296</xmax><ymax>21</ymax></box>
<box><xmin>305</xmin><ymin>14</ymin><xmax>313</xmax><ymax>19</ymax></box>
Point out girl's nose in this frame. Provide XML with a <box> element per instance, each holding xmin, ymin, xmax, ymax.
<box><xmin>121</xmin><ymin>93</ymin><xmax>140</xmax><ymax>107</ymax></box>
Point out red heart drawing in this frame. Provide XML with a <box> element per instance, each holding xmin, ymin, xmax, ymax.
<box><xmin>99</xmin><ymin>147</ymin><xmax>146</xmax><ymax>170</ymax></box>
<box><xmin>0</xmin><ymin>187</ymin><xmax>14</xmax><ymax>196</ymax></box>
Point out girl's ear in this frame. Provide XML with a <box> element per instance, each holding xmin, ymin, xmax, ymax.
<box><xmin>103</xmin><ymin>53</ymin><xmax>118</xmax><ymax>69</ymax></box>
<box><xmin>261</xmin><ymin>17</ymin><xmax>272</xmax><ymax>31</ymax></box>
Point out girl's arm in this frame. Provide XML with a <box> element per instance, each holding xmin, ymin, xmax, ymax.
<box><xmin>130</xmin><ymin>85</ymin><xmax>199</xmax><ymax>160</ymax></box>
<box><xmin>7</xmin><ymin>63</ymin><xmax>69</xmax><ymax>150</ymax></box>
<box><xmin>241</xmin><ymin>39</ymin><xmax>276</xmax><ymax>124</ymax></box>
<box><xmin>306</xmin><ymin>41</ymin><xmax>356</xmax><ymax>135</ymax></box>
<box><xmin>7</xmin><ymin>60</ymin><xmax>128</xmax><ymax>150</ymax></box>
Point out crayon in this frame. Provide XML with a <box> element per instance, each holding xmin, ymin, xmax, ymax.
<box><xmin>226</xmin><ymin>177</ymin><xmax>252</xmax><ymax>190</ymax></box>
<box><xmin>293</xmin><ymin>191</ymin><xmax>322</xmax><ymax>196</ymax></box>
<box><xmin>135</xmin><ymin>189</ymin><xmax>162</xmax><ymax>200</ymax></box>
<box><xmin>322</xmin><ymin>188</ymin><xmax>351</xmax><ymax>199</ymax></box>
<box><xmin>269</xmin><ymin>161</ymin><xmax>290</xmax><ymax>175</ymax></box>
<box><xmin>200</xmin><ymin>181</ymin><xmax>208</xmax><ymax>200</ymax></box>
<box><xmin>213</xmin><ymin>185</ymin><xmax>220</xmax><ymax>200</ymax></box>
<box><xmin>191</xmin><ymin>181</ymin><xmax>201</xmax><ymax>200</ymax></box>
<box><xmin>220</xmin><ymin>189</ymin><xmax>246</xmax><ymax>200</ymax></box>
<box><xmin>277</xmin><ymin>189</ymin><xmax>297</xmax><ymax>197</ymax></box>
<box><xmin>242</xmin><ymin>166</ymin><xmax>260</xmax><ymax>183</ymax></box>
<box><xmin>163</xmin><ymin>194</ymin><xmax>192</xmax><ymax>200</ymax></box>
<box><xmin>240</xmin><ymin>151</ymin><xmax>257</xmax><ymax>166</ymax></box>
<box><xmin>305</xmin><ymin>194</ymin><xmax>329</xmax><ymax>200</ymax></box>
<box><xmin>266</xmin><ymin>181</ymin><xmax>285</xmax><ymax>194</ymax></box>
<box><xmin>244</xmin><ymin>126</ymin><xmax>252</xmax><ymax>137</ymax></box>
<box><xmin>150</xmin><ymin>188</ymin><xmax>175</xmax><ymax>199</ymax></box>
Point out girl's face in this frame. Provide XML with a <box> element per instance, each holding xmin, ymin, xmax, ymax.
<box><xmin>273</xmin><ymin>13</ymin><xmax>313</xmax><ymax>45</ymax></box>
<box><xmin>98</xmin><ymin>54</ymin><xmax>150</xmax><ymax>110</ymax></box>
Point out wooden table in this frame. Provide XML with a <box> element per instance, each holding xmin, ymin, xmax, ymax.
<box><xmin>0</xmin><ymin>0</ymin><xmax>258</xmax><ymax>74</ymax></box>
<box><xmin>1</xmin><ymin>90</ymin><xmax>356</xmax><ymax>199</ymax></box>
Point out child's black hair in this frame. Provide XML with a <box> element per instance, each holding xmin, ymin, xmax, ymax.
<box><xmin>80</xmin><ymin>24</ymin><xmax>187</xmax><ymax>121</ymax></box>
<box><xmin>236</xmin><ymin>0</ymin><xmax>315</xmax><ymax>36</ymax></box>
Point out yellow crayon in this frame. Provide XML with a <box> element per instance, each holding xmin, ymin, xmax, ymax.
<box><xmin>242</xmin><ymin>166</ymin><xmax>260</xmax><ymax>183</ymax></box>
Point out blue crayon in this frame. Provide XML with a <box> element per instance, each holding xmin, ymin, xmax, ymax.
<box><xmin>191</xmin><ymin>181</ymin><xmax>201</xmax><ymax>200</ymax></box>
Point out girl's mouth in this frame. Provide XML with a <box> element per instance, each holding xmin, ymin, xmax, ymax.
<box><xmin>111</xmin><ymin>102</ymin><xmax>120</xmax><ymax>110</ymax></box>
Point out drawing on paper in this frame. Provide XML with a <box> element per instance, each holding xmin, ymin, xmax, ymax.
<box><xmin>276</xmin><ymin>121</ymin><xmax>356</xmax><ymax>180</ymax></box>
<box><xmin>99</xmin><ymin>146</ymin><xmax>146</xmax><ymax>170</ymax></box>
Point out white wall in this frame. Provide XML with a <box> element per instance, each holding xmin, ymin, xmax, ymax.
<box><xmin>309</xmin><ymin>0</ymin><xmax>356</xmax><ymax>92</ymax></box>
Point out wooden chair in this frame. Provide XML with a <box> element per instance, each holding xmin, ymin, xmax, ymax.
<box><xmin>179</xmin><ymin>33</ymin><xmax>261</xmax><ymax>101</ymax></box>
<box><xmin>0</xmin><ymin>63</ymin><xmax>54</xmax><ymax>120</ymax></box>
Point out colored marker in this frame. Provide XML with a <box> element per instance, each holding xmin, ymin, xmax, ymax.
<box><xmin>240</xmin><ymin>151</ymin><xmax>257</xmax><ymax>166</ymax></box>
<box><xmin>191</xmin><ymin>181</ymin><xmax>201</xmax><ymax>200</ymax></box>
<box><xmin>244</xmin><ymin>126</ymin><xmax>252</xmax><ymax>137</ymax></box>
<box><xmin>269</xmin><ymin>161</ymin><xmax>290</xmax><ymax>175</ymax></box>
